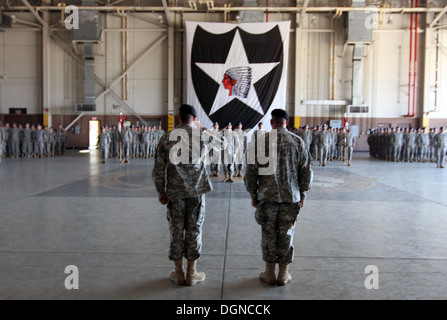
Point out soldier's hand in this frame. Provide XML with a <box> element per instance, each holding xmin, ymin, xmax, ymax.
<box><xmin>300</xmin><ymin>200</ymin><xmax>305</xmax><ymax>208</ymax></box>
<box><xmin>159</xmin><ymin>193</ymin><xmax>168</xmax><ymax>205</ymax></box>
<box><xmin>251</xmin><ymin>199</ymin><xmax>258</xmax><ymax>208</ymax></box>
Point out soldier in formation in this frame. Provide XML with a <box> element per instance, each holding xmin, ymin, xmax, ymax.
<box><xmin>221</xmin><ymin>122</ymin><xmax>235</xmax><ymax>183</ymax></box>
<box><xmin>98</xmin><ymin>126</ymin><xmax>112</xmax><ymax>163</ymax></box>
<box><xmin>0</xmin><ymin>121</ymin><xmax>68</xmax><ymax>161</ymax></box>
<box><xmin>245</xmin><ymin>109</ymin><xmax>313</xmax><ymax>286</ymax></box>
<box><xmin>434</xmin><ymin>127</ymin><xmax>447</xmax><ymax>168</ymax></box>
<box><xmin>203</xmin><ymin>121</ymin><xmax>249</xmax><ymax>181</ymax></box>
<box><xmin>208</xmin><ymin>122</ymin><xmax>221</xmax><ymax>177</ymax></box>
<box><xmin>152</xmin><ymin>104</ymin><xmax>212</xmax><ymax>286</ymax></box>
<box><xmin>293</xmin><ymin>125</ymin><xmax>356</xmax><ymax>166</ymax></box>
<box><xmin>233</xmin><ymin>122</ymin><xmax>247</xmax><ymax>178</ymax></box>
<box><xmin>367</xmin><ymin>126</ymin><xmax>446</xmax><ymax>167</ymax></box>
<box><xmin>94</xmin><ymin>123</ymin><xmax>165</xmax><ymax>164</ymax></box>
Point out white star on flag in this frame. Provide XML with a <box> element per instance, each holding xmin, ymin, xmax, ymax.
<box><xmin>195</xmin><ymin>29</ymin><xmax>280</xmax><ymax>117</ymax></box>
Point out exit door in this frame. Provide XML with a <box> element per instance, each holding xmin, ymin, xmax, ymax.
<box><xmin>89</xmin><ymin>120</ymin><xmax>100</xmax><ymax>150</ymax></box>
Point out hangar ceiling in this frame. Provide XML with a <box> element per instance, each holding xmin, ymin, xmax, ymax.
<box><xmin>0</xmin><ymin>0</ymin><xmax>446</xmax><ymax>11</ymax></box>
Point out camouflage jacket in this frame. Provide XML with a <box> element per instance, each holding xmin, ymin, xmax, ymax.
<box><xmin>318</xmin><ymin>131</ymin><xmax>331</xmax><ymax>146</ymax></box>
<box><xmin>434</xmin><ymin>132</ymin><xmax>447</xmax><ymax>149</ymax></box>
<box><xmin>300</xmin><ymin>130</ymin><xmax>313</xmax><ymax>147</ymax></box>
<box><xmin>152</xmin><ymin>124</ymin><xmax>213</xmax><ymax>201</ymax></box>
<box><xmin>244</xmin><ymin>127</ymin><xmax>313</xmax><ymax>203</ymax></box>
<box><xmin>346</xmin><ymin>132</ymin><xmax>356</xmax><ymax>147</ymax></box>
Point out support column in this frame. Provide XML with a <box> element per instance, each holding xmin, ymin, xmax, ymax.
<box><xmin>423</xmin><ymin>20</ymin><xmax>440</xmax><ymax>128</ymax></box>
<box><xmin>294</xmin><ymin>12</ymin><xmax>305</xmax><ymax>128</ymax></box>
<box><xmin>42</xmin><ymin>11</ymin><xmax>51</xmax><ymax>127</ymax></box>
<box><xmin>167</xmin><ymin>24</ymin><xmax>174</xmax><ymax>130</ymax></box>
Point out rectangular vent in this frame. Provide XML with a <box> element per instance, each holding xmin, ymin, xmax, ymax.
<box><xmin>348</xmin><ymin>105</ymin><xmax>369</xmax><ymax>113</ymax></box>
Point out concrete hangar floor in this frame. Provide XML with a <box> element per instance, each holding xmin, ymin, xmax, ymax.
<box><xmin>0</xmin><ymin>150</ymin><xmax>446</xmax><ymax>300</ymax></box>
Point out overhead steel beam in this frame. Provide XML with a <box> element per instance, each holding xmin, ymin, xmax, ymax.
<box><xmin>95</xmin><ymin>33</ymin><xmax>167</xmax><ymax>102</ymax></box>
<box><xmin>429</xmin><ymin>5</ymin><xmax>447</xmax><ymax>28</ymax></box>
<box><xmin>4</xmin><ymin>6</ymin><xmax>447</xmax><ymax>14</ymax></box>
<box><xmin>49</xmin><ymin>32</ymin><xmax>147</xmax><ymax>127</ymax></box>
<box><xmin>126</xmin><ymin>13</ymin><xmax>166</xmax><ymax>29</ymax></box>
<box><xmin>18</xmin><ymin>0</ymin><xmax>47</xmax><ymax>26</ymax></box>
<box><xmin>12</xmin><ymin>17</ymin><xmax>42</xmax><ymax>28</ymax></box>
<box><xmin>95</xmin><ymin>75</ymin><xmax>147</xmax><ymax>125</ymax></box>
<box><xmin>161</xmin><ymin>0</ymin><xmax>172</xmax><ymax>27</ymax></box>
<box><xmin>298</xmin><ymin>0</ymin><xmax>310</xmax><ymax>28</ymax></box>
<box><xmin>65</xmin><ymin>112</ymin><xmax>86</xmax><ymax>131</ymax></box>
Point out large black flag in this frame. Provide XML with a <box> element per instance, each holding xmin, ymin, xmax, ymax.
<box><xmin>186</xmin><ymin>22</ymin><xmax>290</xmax><ymax>132</ymax></box>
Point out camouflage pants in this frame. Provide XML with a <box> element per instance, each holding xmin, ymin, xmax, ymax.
<box><xmin>167</xmin><ymin>195</ymin><xmax>205</xmax><ymax>261</ymax></box>
<box><xmin>99</xmin><ymin>146</ymin><xmax>109</xmax><ymax>160</ymax></box>
<box><xmin>436</xmin><ymin>147</ymin><xmax>446</xmax><ymax>167</ymax></box>
<box><xmin>319</xmin><ymin>145</ymin><xmax>329</xmax><ymax>165</ymax></box>
<box><xmin>346</xmin><ymin>146</ymin><xmax>353</xmax><ymax>162</ymax></box>
<box><xmin>122</xmin><ymin>142</ymin><xmax>130</xmax><ymax>159</ymax></box>
<box><xmin>255</xmin><ymin>201</ymin><xmax>300</xmax><ymax>264</ymax></box>
<box><xmin>210</xmin><ymin>163</ymin><xmax>219</xmax><ymax>174</ymax></box>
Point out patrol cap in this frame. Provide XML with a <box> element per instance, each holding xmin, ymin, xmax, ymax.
<box><xmin>179</xmin><ymin>104</ymin><xmax>197</xmax><ymax>117</ymax></box>
<box><xmin>271</xmin><ymin>109</ymin><xmax>289</xmax><ymax>121</ymax></box>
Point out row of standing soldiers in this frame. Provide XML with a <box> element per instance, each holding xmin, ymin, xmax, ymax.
<box><xmin>206</xmin><ymin>122</ymin><xmax>247</xmax><ymax>182</ymax></box>
<box><xmin>206</xmin><ymin>122</ymin><xmax>355</xmax><ymax>184</ymax></box>
<box><xmin>0</xmin><ymin>122</ymin><xmax>67</xmax><ymax>162</ymax></box>
<box><xmin>367</xmin><ymin>126</ymin><xmax>447</xmax><ymax>168</ymax></box>
<box><xmin>292</xmin><ymin>124</ymin><xmax>356</xmax><ymax>166</ymax></box>
<box><xmin>97</xmin><ymin>123</ymin><xmax>165</xmax><ymax>163</ymax></box>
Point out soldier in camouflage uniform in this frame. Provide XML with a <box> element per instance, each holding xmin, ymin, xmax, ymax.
<box><xmin>33</xmin><ymin>124</ymin><xmax>44</xmax><ymax>158</ymax></box>
<box><xmin>142</xmin><ymin>125</ymin><xmax>151</xmax><ymax>158</ymax></box>
<box><xmin>152</xmin><ymin>104</ymin><xmax>212</xmax><ymax>286</ymax></box>
<box><xmin>337</xmin><ymin>128</ymin><xmax>346</xmax><ymax>161</ymax></box>
<box><xmin>222</xmin><ymin>123</ymin><xmax>235</xmax><ymax>183</ymax></box>
<box><xmin>233</xmin><ymin>122</ymin><xmax>246</xmax><ymax>177</ymax></box>
<box><xmin>392</xmin><ymin>127</ymin><xmax>403</xmax><ymax>162</ymax></box>
<box><xmin>299</xmin><ymin>124</ymin><xmax>313</xmax><ymax>153</ymax></box>
<box><xmin>318</xmin><ymin>125</ymin><xmax>331</xmax><ymax>166</ymax></box>
<box><xmin>0</xmin><ymin>122</ymin><xmax>4</xmax><ymax>162</ymax></box>
<box><xmin>434</xmin><ymin>127</ymin><xmax>447</xmax><ymax>168</ymax></box>
<box><xmin>429</xmin><ymin>128</ymin><xmax>437</xmax><ymax>162</ymax></box>
<box><xmin>416</xmin><ymin>128</ymin><xmax>429</xmax><ymax>162</ymax></box>
<box><xmin>208</xmin><ymin>122</ymin><xmax>221</xmax><ymax>177</ymax></box>
<box><xmin>21</xmin><ymin>123</ymin><xmax>32</xmax><ymax>158</ymax></box>
<box><xmin>120</xmin><ymin>122</ymin><xmax>132</xmax><ymax>163</ymax></box>
<box><xmin>149</xmin><ymin>126</ymin><xmax>158</xmax><ymax>158</ymax></box>
<box><xmin>9</xmin><ymin>123</ymin><xmax>20</xmax><ymax>158</ymax></box>
<box><xmin>345</xmin><ymin>128</ymin><xmax>356</xmax><ymax>166</ymax></box>
<box><xmin>58</xmin><ymin>128</ymin><xmax>68</xmax><ymax>156</ymax></box>
<box><xmin>245</xmin><ymin>109</ymin><xmax>313</xmax><ymax>286</ymax></box>
<box><xmin>98</xmin><ymin>127</ymin><xmax>111</xmax><ymax>163</ymax></box>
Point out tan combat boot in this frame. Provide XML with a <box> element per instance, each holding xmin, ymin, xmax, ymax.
<box><xmin>259</xmin><ymin>262</ymin><xmax>276</xmax><ymax>285</ymax></box>
<box><xmin>170</xmin><ymin>260</ymin><xmax>185</xmax><ymax>285</ymax></box>
<box><xmin>185</xmin><ymin>260</ymin><xmax>206</xmax><ymax>286</ymax></box>
<box><xmin>277</xmin><ymin>264</ymin><xmax>292</xmax><ymax>286</ymax></box>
